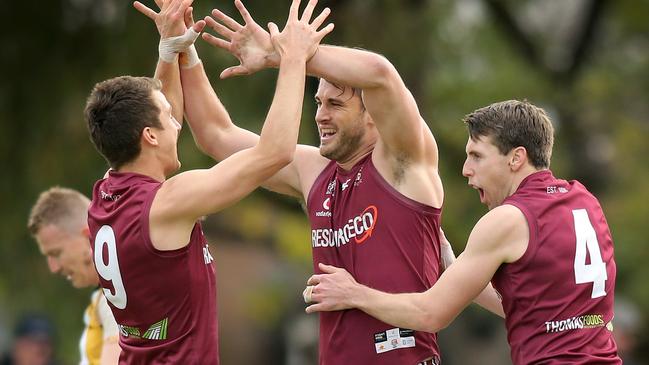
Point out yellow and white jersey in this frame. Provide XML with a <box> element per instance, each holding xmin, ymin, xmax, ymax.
<box><xmin>79</xmin><ymin>289</ymin><xmax>119</xmax><ymax>365</ymax></box>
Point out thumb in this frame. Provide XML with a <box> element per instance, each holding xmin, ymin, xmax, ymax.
<box><xmin>305</xmin><ymin>303</ymin><xmax>323</xmax><ymax>314</ymax></box>
<box><xmin>185</xmin><ymin>6</ymin><xmax>195</xmax><ymax>26</ymax></box>
<box><xmin>268</xmin><ymin>22</ymin><xmax>279</xmax><ymax>37</ymax></box>
<box><xmin>220</xmin><ymin>65</ymin><xmax>248</xmax><ymax>79</ymax></box>
<box><xmin>193</xmin><ymin>19</ymin><xmax>206</xmax><ymax>33</ymax></box>
<box><xmin>318</xmin><ymin>262</ymin><xmax>341</xmax><ymax>274</ymax></box>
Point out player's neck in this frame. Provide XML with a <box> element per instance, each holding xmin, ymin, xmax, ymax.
<box><xmin>508</xmin><ymin>165</ymin><xmax>546</xmax><ymax>196</ymax></box>
<box><xmin>118</xmin><ymin>156</ymin><xmax>166</xmax><ymax>182</ymax></box>
<box><xmin>336</xmin><ymin>143</ymin><xmax>374</xmax><ymax>171</ymax></box>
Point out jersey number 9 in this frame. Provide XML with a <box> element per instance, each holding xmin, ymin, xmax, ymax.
<box><xmin>94</xmin><ymin>225</ymin><xmax>128</xmax><ymax>309</ymax></box>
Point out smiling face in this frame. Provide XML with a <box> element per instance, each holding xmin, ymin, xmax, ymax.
<box><xmin>314</xmin><ymin>79</ymin><xmax>368</xmax><ymax>162</ymax></box>
<box><xmin>35</xmin><ymin>224</ymin><xmax>97</xmax><ymax>288</ymax></box>
<box><xmin>462</xmin><ymin>135</ymin><xmax>514</xmax><ymax>210</ymax></box>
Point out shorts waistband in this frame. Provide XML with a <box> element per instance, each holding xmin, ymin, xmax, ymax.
<box><xmin>417</xmin><ymin>356</ymin><xmax>440</xmax><ymax>365</ymax></box>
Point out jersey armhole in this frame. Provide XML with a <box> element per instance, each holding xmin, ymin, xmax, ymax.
<box><xmin>503</xmin><ymin>202</ymin><xmax>538</xmax><ymax>267</ymax></box>
<box><xmin>139</xmin><ymin>185</ymin><xmax>190</xmax><ymax>257</ymax></box>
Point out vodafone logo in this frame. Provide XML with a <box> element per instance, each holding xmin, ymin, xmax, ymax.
<box><xmin>323</xmin><ymin>197</ymin><xmax>331</xmax><ymax>210</ymax></box>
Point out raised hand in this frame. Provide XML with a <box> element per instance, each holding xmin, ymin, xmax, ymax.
<box><xmin>203</xmin><ymin>0</ymin><xmax>276</xmax><ymax>79</ymax></box>
<box><xmin>304</xmin><ymin>263</ymin><xmax>358</xmax><ymax>313</ymax></box>
<box><xmin>133</xmin><ymin>0</ymin><xmax>196</xmax><ymax>38</ymax></box>
<box><xmin>203</xmin><ymin>0</ymin><xmax>333</xmax><ymax>78</ymax></box>
<box><xmin>268</xmin><ymin>0</ymin><xmax>334</xmax><ymax>62</ymax></box>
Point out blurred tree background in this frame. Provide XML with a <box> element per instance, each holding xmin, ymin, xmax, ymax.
<box><xmin>1</xmin><ymin>0</ymin><xmax>647</xmax><ymax>364</ymax></box>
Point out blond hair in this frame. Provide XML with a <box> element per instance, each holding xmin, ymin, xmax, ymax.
<box><xmin>28</xmin><ymin>187</ymin><xmax>90</xmax><ymax>235</ymax></box>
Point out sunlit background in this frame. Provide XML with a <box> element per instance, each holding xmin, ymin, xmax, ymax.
<box><xmin>1</xmin><ymin>0</ymin><xmax>647</xmax><ymax>364</ymax></box>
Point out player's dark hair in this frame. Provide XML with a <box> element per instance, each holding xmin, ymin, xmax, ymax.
<box><xmin>320</xmin><ymin>78</ymin><xmax>365</xmax><ymax>110</ymax></box>
<box><xmin>84</xmin><ymin>76</ymin><xmax>162</xmax><ymax>169</ymax></box>
<box><xmin>463</xmin><ymin>100</ymin><xmax>554</xmax><ymax>169</ymax></box>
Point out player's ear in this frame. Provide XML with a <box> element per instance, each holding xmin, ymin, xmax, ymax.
<box><xmin>509</xmin><ymin>146</ymin><xmax>527</xmax><ymax>171</ymax></box>
<box><xmin>142</xmin><ymin>126</ymin><xmax>159</xmax><ymax>147</ymax></box>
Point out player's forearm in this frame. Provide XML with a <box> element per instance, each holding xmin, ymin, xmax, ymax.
<box><xmin>180</xmin><ymin>62</ymin><xmax>256</xmax><ymax>160</ymax></box>
<box><xmin>304</xmin><ymin>45</ymin><xmax>395</xmax><ymax>90</ymax></box>
<box><xmin>154</xmin><ymin>59</ymin><xmax>183</xmax><ymax>125</ymax></box>
<box><xmin>473</xmin><ymin>283</ymin><xmax>505</xmax><ymax>318</ymax></box>
<box><xmin>354</xmin><ymin>285</ymin><xmax>446</xmax><ymax>333</ymax></box>
<box><xmin>256</xmin><ymin>56</ymin><xmax>307</xmax><ymax>165</ymax></box>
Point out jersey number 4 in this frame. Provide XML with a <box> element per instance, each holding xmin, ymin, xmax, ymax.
<box><xmin>572</xmin><ymin>209</ymin><xmax>607</xmax><ymax>299</ymax></box>
<box><xmin>94</xmin><ymin>225</ymin><xmax>128</xmax><ymax>309</ymax></box>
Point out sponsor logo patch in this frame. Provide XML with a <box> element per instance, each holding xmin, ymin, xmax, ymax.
<box><xmin>545</xmin><ymin>313</ymin><xmax>606</xmax><ymax>333</ymax></box>
<box><xmin>120</xmin><ymin>318</ymin><xmax>169</xmax><ymax>340</ymax></box>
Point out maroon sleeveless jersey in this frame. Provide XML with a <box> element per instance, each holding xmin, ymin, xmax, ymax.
<box><xmin>88</xmin><ymin>171</ymin><xmax>219</xmax><ymax>364</ymax></box>
<box><xmin>307</xmin><ymin>154</ymin><xmax>442</xmax><ymax>365</ymax></box>
<box><xmin>494</xmin><ymin>170</ymin><xmax>620</xmax><ymax>364</ymax></box>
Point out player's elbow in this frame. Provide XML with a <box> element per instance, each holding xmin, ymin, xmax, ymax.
<box><xmin>420</xmin><ymin>312</ymin><xmax>449</xmax><ymax>333</ymax></box>
<box><xmin>272</xmin><ymin>148</ymin><xmax>295</xmax><ymax>168</ymax></box>
<box><xmin>256</xmin><ymin>143</ymin><xmax>295</xmax><ymax>171</ymax></box>
<box><xmin>366</xmin><ymin>55</ymin><xmax>401</xmax><ymax>89</ymax></box>
<box><xmin>415</xmin><ymin>296</ymin><xmax>451</xmax><ymax>333</ymax></box>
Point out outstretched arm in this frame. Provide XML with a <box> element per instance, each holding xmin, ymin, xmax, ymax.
<box><xmin>133</xmin><ymin>0</ymin><xmax>205</xmax><ymax>124</ymax></box>
<box><xmin>305</xmin><ymin>205</ymin><xmax>527</xmax><ymax>332</ymax></box>
<box><xmin>181</xmin><ymin>0</ymin><xmax>331</xmax><ymax>198</ymax></box>
<box><xmin>439</xmin><ymin>229</ymin><xmax>505</xmax><ymax>318</ymax></box>
<box><xmin>150</xmin><ymin>0</ymin><xmax>334</xmax><ymax>250</ymax></box>
<box><xmin>205</xmin><ymin>2</ymin><xmax>428</xmax><ymax>159</ymax></box>
<box><xmin>205</xmin><ymin>1</ymin><xmax>440</xmax><ymax>206</ymax></box>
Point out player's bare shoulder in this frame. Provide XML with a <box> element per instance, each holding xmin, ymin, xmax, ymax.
<box><xmin>294</xmin><ymin>144</ymin><xmax>331</xmax><ymax>200</ymax></box>
<box><xmin>472</xmin><ymin>204</ymin><xmax>529</xmax><ymax>263</ymax></box>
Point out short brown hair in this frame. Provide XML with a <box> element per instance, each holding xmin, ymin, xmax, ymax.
<box><xmin>320</xmin><ymin>78</ymin><xmax>365</xmax><ymax>110</ymax></box>
<box><xmin>463</xmin><ymin>100</ymin><xmax>554</xmax><ymax>169</ymax></box>
<box><xmin>28</xmin><ymin>187</ymin><xmax>90</xmax><ymax>236</ymax></box>
<box><xmin>84</xmin><ymin>76</ymin><xmax>162</xmax><ymax>169</ymax></box>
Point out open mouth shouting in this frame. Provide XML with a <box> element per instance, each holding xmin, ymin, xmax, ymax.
<box><xmin>470</xmin><ymin>184</ymin><xmax>486</xmax><ymax>204</ymax></box>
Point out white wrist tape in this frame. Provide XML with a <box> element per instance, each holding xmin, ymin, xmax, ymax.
<box><xmin>159</xmin><ymin>28</ymin><xmax>201</xmax><ymax>64</ymax></box>
<box><xmin>179</xmin><ymin>44</ymin><xmax>200</xmax><ymax>69</ymax></box>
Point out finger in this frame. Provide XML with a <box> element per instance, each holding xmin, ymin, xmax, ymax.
<box><xmin>300</xmin><ymin>0</ymin><xmax>318</xmax><ymax>23</ymax></box>
<box><xmin>220</xmin><ymin>65</ymin><xmax>249</xmax><ymax>79</ymax></box>
<box><xmin>184</xmin><ymin>6</ymin><xmax>194</xmax><ymax>27</ymax></box>
<box><xmin>175</xmin><ymin>0</ymin><xmax>194</xmax><ymax>18</ymax></box>
<box><xmin>211</xmin><ymin>8</ymin><xmax>243</xmax><ymax>31</ymax></box>
<box><xmin>234</xmin><ymin>0</ymin><xmax>255</xmax><ymax>25</ymax></box>
<box><xmin>310</xmin><ymin>7</ymin><xmax>330</xmax><ymax>29</ymax></box>
<box><xmin>306</xmin><ymin>274</ymin><xmax>321</xmax><ymax>286</ymax></box>
<box><xmin>305</xmin><ymin>302</ymin><xmax>326</xmax><ymax>314</ymax></box>
<box><xmin>168</xmin><ymin>0</ymin><xmax>190</xmax><ymax>19</ymax></box>
<box><xmin>192</xmin><ymin>19</ymin><xmax>206</xmax><ymax>33</ymax></box>
<box><xmin>202</xmin><ymin>32</ymin><xmax>231</xmax><ymax>50</ymax></box>
<box><xmin>268</xmin><ymin>22</ymin><xmax>280</xmax><ymax>38</ymax></box>
<box><xmin>166</xmin><ymin>0</ymin><xmax>184</xmax><ymax>15</ymax></box>
<box><xmin>288</xmin><ymin>0</ymin><xmax>302</xmax><ymax>20</ymax></box>
<box><xmin>133</xmin><ymin>1</ymin><xmax>158</xmax><ymax>20</ymax></box>
<box><xmin>315</xmin><ymin>23</ymin><xmax>335</xmax><ymax>42</ymax></box>
<box><xmin>205</xmin><ymin>17</ymin><xmax>235</xmax><ymax>39</ymax></box>
<box><xmin>318</xmin><ymin>262</ymin><xmax>341</xmax><ymax>274</ymax></box>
